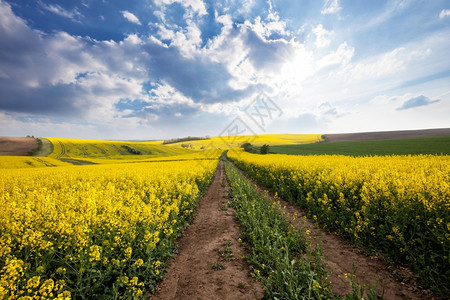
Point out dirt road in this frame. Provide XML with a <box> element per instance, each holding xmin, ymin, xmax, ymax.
<box><xmin>229</xmin><ymin>160</ymin><xmax>428</xmax><ymax>300</ymax></box>
<box><xmin>152</xmin><ymin>159</ymin><xmax>264</xmax><ymax>300</ymax></box>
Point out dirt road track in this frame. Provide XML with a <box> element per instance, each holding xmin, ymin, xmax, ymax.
<box><xmin>230</xmin><ymin>159</ymin><xmax>430</xmax><ymax>300</ymax></box>
<box><xmin>151</xmin><ymin>159</ymin><xmax>264</xmax><ymax>300</ymax></box>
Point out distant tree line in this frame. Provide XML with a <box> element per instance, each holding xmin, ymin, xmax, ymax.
<box><xmin>163</xmin><ymin>136</ymin><xmax>210</xmax><ymax>145</ymax></box>
<box><xmin>241</xmin><ymin>142</ymin><xmax>270</xmax><ymax>154</ymax></box>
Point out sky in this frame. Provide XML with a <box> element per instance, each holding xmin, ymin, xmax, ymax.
<box><xmin>0</xmin><ymin>0</ymin><xmax>449</xmax><ymax>140</ymax></box>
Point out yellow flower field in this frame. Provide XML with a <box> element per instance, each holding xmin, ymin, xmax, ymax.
<box><xmin>0</xmin><ymin>157</ymin><xmax>72</xmax><ymax>169</ymax></box>
<box><xmin>80</xmin><ymin>150</ymin><xmax>223</xmax><ymax>165</ymax></box>
<box><xmin>0</xmin><ymin>159</ymin><xmax>218</xmax><ymax>298</ymax></box>
<box><xmin>228</xmin><ymin>150</ymin><xmax>450</xmax><ymax>292</ymax></box>
<box><xmin>154</xmin><ymin>134</ymin><xmax>322</xmax><ymax>150</ymax></box>
<box><xmin>46</xmin><ymin>138</ymin><xmax>193</xmax><ymax>159</ymax></box>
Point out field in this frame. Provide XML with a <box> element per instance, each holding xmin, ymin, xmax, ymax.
<box><xmin>270</xmin><ymin>136</ymin><xmax>450</xmax><ymax>156</ymax></box>
<box><xmin>0</xmin><ymin>157</ymin><xmax>218</xmax><ymax>298</ymax></box>
<box><xmin>228</xmin><ymin>149</ymin><xmax>449</xmax><ymax>294</ymax></box>
<box><xmin>0</xmin><ymin>156</ymin><xmax>72</xmax><ymax>169</ymax></box>
<box><xmin>46</xmin><ymin>138</ymin><xmax>194</xmax><ymax>160</ymax></box>
<box><xmin>0</xmin><ymin>137</ymin><xmax>39</xmax><ymax>156</ymax></box>
<box><xmin>151</xmin><ymin>134</ymin><xmax>322</xmax><ymax>150</ymax></box>
<box><xmin>1</xmin><ymin>132</ymin><xmax>449</xmax><ymax>298</ymax></box>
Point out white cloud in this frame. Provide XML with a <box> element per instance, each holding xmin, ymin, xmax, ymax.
<box><xmin>369</xmin><ymin>94</ymin><xmax>398</xmax><ymax>105</ymax></box>
<box><xmin>121</xmin><ymin>10</ymin><xmax>141</xmax><ymax>25</ymax></box>
<box><xmin>1</xmin><ymin>0</ymin><xmax>449</xmax><ymax>139</ymax></box>
<box><xmin>321</xmin><ymin>0</ymin><xmax>341</xmax><ymax>15</ymax></box>
<box><xmin>153</xmin><ymin>21</ymin><xmax>202</xmax><ymax>58</ymax></box>
<box><xmin>317</xmin><ymin>42</ymin><xmax>354</xmax><ymax>69</ymax></box>
<box><xmin>313</xmin><ymin>24</ymin><xmax>332</xmax><ymax>48</ymax></box>
<box><xmin>148</xmin><ymin>82</ymin><xmax>197</xmax><ymax>107</ymax></box>
<box><xmin>344</xmin><ymin>48</ymin><xmax>406</xmax><ymax>80</ymax></box>
<box><xmin>153</xmin><ymin>0</ymin><xmax>207</xmax><ymax>17</ymax></box>
<box><xmin>244</xmin><ymin>13</ymin><xmax>289</xmax><ymax>40</ymax></box>
<box><xmin>40</xmin><ymin>2</ymin><xmax>82</xmax><ymax>21</ymax></box>
<box><xmin>439</xmin><ymin>9</ymin><xmax>450</xmax><ymax>19</ymax></box>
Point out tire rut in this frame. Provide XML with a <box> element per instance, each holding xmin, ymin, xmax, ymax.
<box><xmin>151</xmin><ymin>159</ymin><xmax>264</xmax><ymax>300</ymax></box>
<box><xmin>228</xmin><ymin>158</ymin><xmax>430</xmax><ymax>300</ymax></box>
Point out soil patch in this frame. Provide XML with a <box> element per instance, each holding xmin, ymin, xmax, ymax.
<box><xmin>323</xmin><ymin>128</ymin><xmax>450</xmax><ymax>143</ymax></box>
<box><xmin>229</xmin><ymin>159</ymin><xmax>430</xmax><ymax>300</ymax></box>
<box><xmin>151</xmin><ymin>159</ymin><xmax>264</xmax><ymax>300</ymax></box>
<box><xmin>0</xmin><ymin>136</ymin><xmax>39</xmax><ymax>156</ymax></box>
<box><xmin>59</xmin><ymin>158</ymin><xmax>96</xmax><ymax>165</ymax></box>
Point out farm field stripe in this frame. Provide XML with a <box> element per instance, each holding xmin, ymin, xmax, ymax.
<box><xmin>152</xmin><ymin>157</ymin><xmax>263</xmax><ymax>299</ymax></box>
<box><xmin>228</xmin><ymin>157</ymin><xmax>426</xmax><ymax>299</ymax></box>
<box><xmin>0</xmin><ymin>159</ymin><xmax>218</xmax><ymax>298</ymax></box>
<box><xmin>227</xmin><ymin>150</ymin><xmax>449</xmax><ymax>296</ymax></box>
<box><xmin>224</xmin><ymin>160</ymin><xmax>339</xmax><ymax>299</ymax></box>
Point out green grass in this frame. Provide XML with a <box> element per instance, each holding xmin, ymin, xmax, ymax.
<box><xmin>34</xmin><ymin>138</ymin><xmax>54</xmax><ymax>157</ymax></box>
<box><xmin>224</xmin><ymin>160</ymin><xmax>333</xmax><ymax>299</ymax></box>
<box><xmin>270</xmin><ymin>136</ymin><xmax>450</xmax><ymax>156</ymax></box>
<box><xmin>225</xmin><ymin>159</ymin><xmax>382</xmax><ymax>299</ymax></box>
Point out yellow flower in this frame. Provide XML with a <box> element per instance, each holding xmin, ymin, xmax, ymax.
<box><xmin>134</xmin><ymin>259</ymin><xmax>144</xmax><ymax>268</ymax></box>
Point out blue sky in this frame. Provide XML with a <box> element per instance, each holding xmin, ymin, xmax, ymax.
<box><xmin>0</xmin><ymin>0</ymin><xmax>449</xmax><ymax>139</ymax></box>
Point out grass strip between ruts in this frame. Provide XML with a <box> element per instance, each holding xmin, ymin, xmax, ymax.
<box><xmin>224</xmin><ymin>160</ymin><xmax>334</xmax><ymax>299</ymax></box>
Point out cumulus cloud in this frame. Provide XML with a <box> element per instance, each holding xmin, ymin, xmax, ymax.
<box><xmin>317</xmin><ymin>42</ymin><xmax>354</xmax><ymax>69</ymax></box>
<box><xmin>0</xmin><ymin>1</ymin><xmax>144</xmax><ymax>118</ymax></box>
<box><xmin>1</xmin><ymin>0</ymin><xmax>448</xmax><ymax>139</ymax></box>
<box><xmin>313</xmin><ymin>24</ymin><xmax>332</xmax><ymax>48</ymax></box>
<box><xmin>321</xmin><ymin>0</ymin><xmax>341</xmax><ymax>15</ymax></box>
<box><xmin>153</xmin><ymin>0</ymin><xmax>207</xmax><ymax>18</ymax></box>
<box><xmin>121</xmin><ymin>10</ymin><xmax>141</xmax><ymax>25</ymax></box>
<box><xmin>1</xmin><ymin>0</ymin><xmax>360</xmax><ymax>126</ymax></box>
<box><xmin>439</xmin><ymin>9</ymin><xmax>450</xmax><ymax>19</ymax></box>
<box><xmin>0</xmin><ymin>0</ymin><xmax>262</xmax><ymax>121</ymax></box>
<box><xmin>397</xmin><ymin>95</ymin><xmax>440</xmax><ymax>110</ymax></box>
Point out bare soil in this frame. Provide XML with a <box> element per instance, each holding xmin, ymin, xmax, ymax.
<box><xmin>59</xmin><ymin>158</ymin><xmax>96</xmax><ymax>165</ymax></box>
<box><xmin>323</xmin><ymin>128</ymin><xmax>450</xmax><ymax>143</ymax></box>
<box><xmin>278</xmin><ymin>202</ymin><xmax>428</xmax><ymax>299</ymax></box>
<box><xmin>151</xmin><ymin>159</ymin><xmax>264</xmax><ymax>300</ymax></box>
<box><xmin>0</xmin><ymin>136</ymin><xmax>39</xmax><ymax>156</ymax></box>
<box><xmin>230</xmin><ymin>160</ymin><xmax>431</xmax><ymax>300</ymax></box>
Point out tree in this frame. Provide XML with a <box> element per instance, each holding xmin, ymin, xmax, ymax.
<box><xmin>260</xmin><ymin>144</ymin><xmax>270</xmax><ymax>154</ymax></box>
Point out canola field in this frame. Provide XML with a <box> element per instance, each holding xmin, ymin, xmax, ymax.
<box><xmin>2</xmin><ymin>135</ymin><xmax>449</xmax><ymax>297</ymax></box>
<box><xmin>46</xmin><ymin>138</ymin><xmax>193</xmax><ymax>159</ymax></box>
<box><xmin>228</xmin><ymin>150</ymin><xmax>450</xmax><ymax>293</ymax></box>
<box><xmin>0</xmin><ymin>157</ymin><xmax>72</xmax><ymax>169</ymax></box>
<box><xmin>156</xmin><ymin>134</ymin><xmax>322</xmax><ymax>150</ymax></box>
<box><xmin>0</xmin><ymin>158</ymin><xmax>218</xmax><ymax>298</ymax></box>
